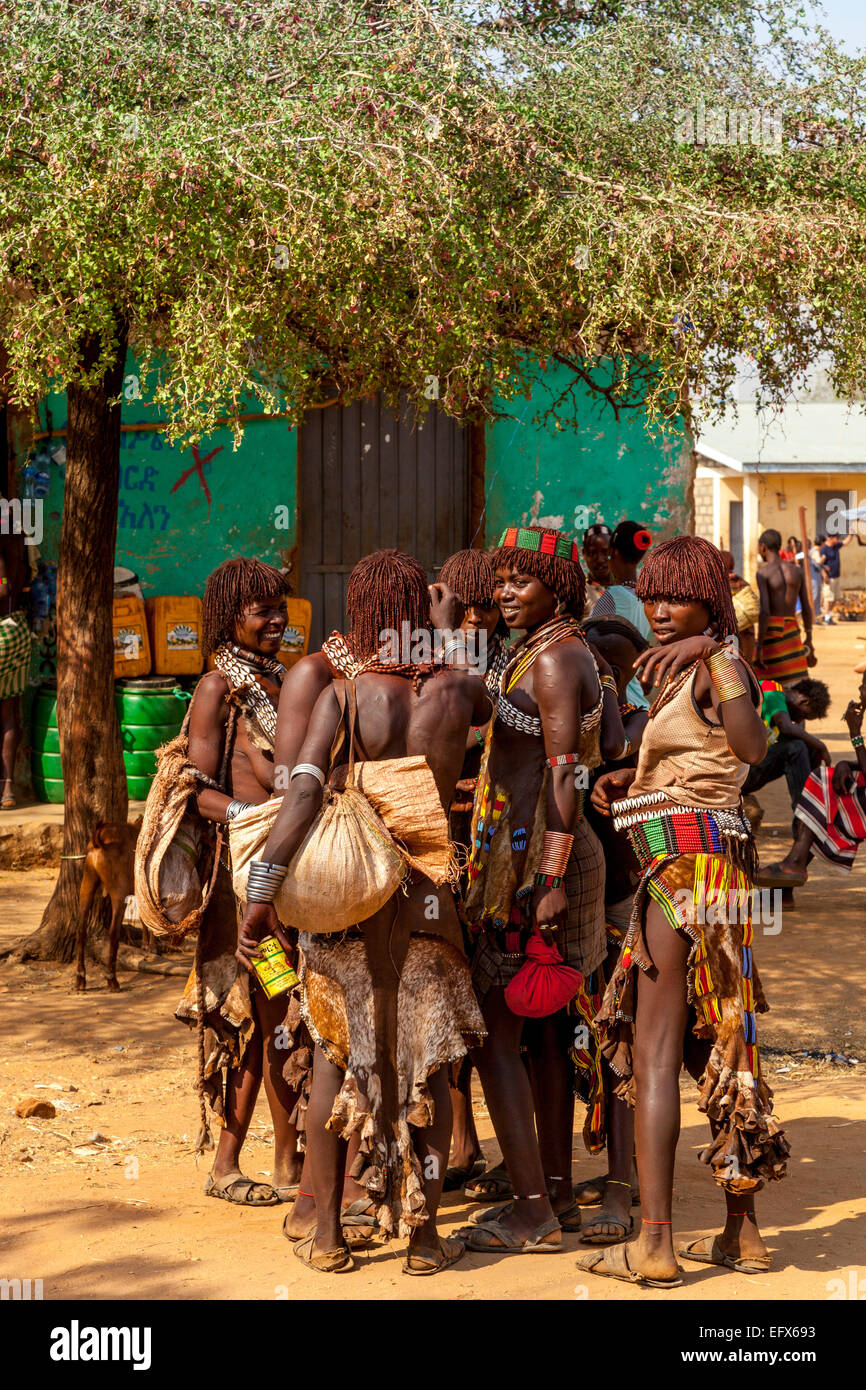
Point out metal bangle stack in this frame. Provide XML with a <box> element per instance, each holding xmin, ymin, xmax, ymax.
<box><xmin>246</xmin><ymin>860</ymin><xmax>288</xmax><ymax>903</ymax></box>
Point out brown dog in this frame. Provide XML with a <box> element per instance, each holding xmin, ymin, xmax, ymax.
<box><xmin>75</xmin><ymin>817</ymin><xmax>143</xmax><ymax>993</ymax></box>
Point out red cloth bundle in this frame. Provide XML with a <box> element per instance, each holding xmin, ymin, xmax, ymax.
<box><xmin>504</xmin><ymin>931</ymin><xmax>583</xmax><ymax>1018</ymax></box>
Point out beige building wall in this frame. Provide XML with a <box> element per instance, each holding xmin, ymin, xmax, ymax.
<box><xmin>756</xmin><ymin>473</ymin><xmax>866</xmax><ymax>588</ymax></box>
<box><xmin>694</xmin><ymin>468</ymin><xmax>866</xmax><ymax>587</ymax></box>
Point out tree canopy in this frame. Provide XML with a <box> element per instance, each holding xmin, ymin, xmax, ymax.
<box><xmin>1</xmin><ymin>0</ymin><xmax>865</xmax><ymax>440</ymax></box>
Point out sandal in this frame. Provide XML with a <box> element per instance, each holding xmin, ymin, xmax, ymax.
<box><xmin>580</xmin><ymin>1211</ymin><xmax>634</xmax><ymax>1246</ymax></box>
<box><xmin>282</xmin><ymin>1209</ymin><xmax>376</xmax><ymax>1250</ymax></box>
<box><xmin>273</xmin><ymin>1184</ymin><xmax>299</xmax><ymax>1203</ymax></box>
<box><xmin>293</xmin><ymin>1233</ymin><xmax>354</xmax><ymax>1273</ymax></box>
<box><xmin>464</xmin><ymin>1216</ymin><xmax>562</xmax><ymax>1254</ymax></box>
<box><xmin>442</xmin><ymin>1158</ymin><xmax>486</xmax><ymax>1192</ymax></box>
<box><xmin>402</xmin><ymin>1235</ymin><xmax>465</xmax><ymax>1276</ymax></box>
<box><xmin>204</xmin><ymin>1171</ymin><xmax>280</xmax><ymax>1206</ymax></box>
<box><xmin>755</xmin><ymin>862</ymin><xmax>806</xmax><ymax>889</ymax></box>
<box><xmin>573</xmin><ymin>1176</ymin><xmax>607</xmax><ymax>1207</ymax></box>
<box><xmin>470</xmin><ymin>1200</ymin><xmax>581</xmax><ymax>1233</ymax></box>
<box><xmin>463</xmin><ymin>1165</ymin><xmax>513</xmax><ymax>1202</ymax></box>
<box><xmin>573</xmin><ymin>1175</ymin><xmax>640</xmax><ymax>1207</ymax></box>
<box><xmin>577</xmin><ymin>1242</ymin><xmax>682</xmax><ymax>1288</ymax></box>
<box><xmin>678</xmin><ymin>1234</ymin><xmax>770</xmax><ymax>1274</ymax></box>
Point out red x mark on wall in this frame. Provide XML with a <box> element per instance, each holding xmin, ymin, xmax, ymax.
<box><xmin>170</xmin><ymin>442</ymin><xmax>225</xmax><ymax>516</ymax></box>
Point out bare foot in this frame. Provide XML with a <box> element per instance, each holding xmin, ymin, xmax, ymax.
<box><xmin>284</xmin><ymin>1193</ymin><xmax>315</xmax><ymax>1239</ymax></box>
<box><xmin>581</xmin><ymin>1181</ymin><xmax>632</xmax><ymax>1243</ymax></box>
<box><xmin>716</xmin><ymin>1212</ymin><xmax>768</xmax><ymax>1264</ymax></box>
<box><xmin>623</xmin><ymin>1226</ymin><xmax>680</xmax><ymax>1283</ymax></box>
<box><xmin>272</xmin><ymin>1151</ymin><xmax>303</xmax><ymax>1191</ymax></box>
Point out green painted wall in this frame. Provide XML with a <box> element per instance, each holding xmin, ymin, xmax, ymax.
<box><xmin>33</xmin><ymin>354</ymin><xmax>690</xmax><ymax>596</ymax></box>
<box><xmin>37</xmin><ymin>358</ymin><xmax>297</xmax><ymax>597</ymax></box>
<box><xmin>482</xmin><ymin>359</ymin><xmax>693</xmax><ymax>544</ymax></box>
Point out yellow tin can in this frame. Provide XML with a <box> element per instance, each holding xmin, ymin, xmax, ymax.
<box><xmin>251</xmin><ymin>934</ymin><xmax>298</xmax><ymax>999</ymax></box>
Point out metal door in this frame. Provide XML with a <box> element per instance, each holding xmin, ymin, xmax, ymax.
<box><xmin>298</xmin><ymin>391</ymin><xmax>469</xmax><ymax>649</ymax></box>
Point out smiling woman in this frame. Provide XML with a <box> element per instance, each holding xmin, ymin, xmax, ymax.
<box><xmin>456</xmin><ymin>525</ymin><xmax>628</xmax><ymax>1250</ymax></box>
<box><xmin>170</xmin><ymin>556</ymin><xmax>309</xmax><ymax>1211</ymax></box>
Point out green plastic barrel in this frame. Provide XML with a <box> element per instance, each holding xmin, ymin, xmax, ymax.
<box><xmin>115</xmin><ymin>680</ymin><xmax>188</xmax><ymax>797</ymax></box>
<box><xmin>30</xmin><ymin>679</ymin><xmax>189</xmax><ymax>802</ymax></box>
<box><xmin>122</xmin><ymin>750</ymin><xmax>158</xmax><ymax>778</ymax></box>
<box><xmin>31</xmin><ymin>689</ymin><xmax>63</xmax><ymax>800</ymax></box>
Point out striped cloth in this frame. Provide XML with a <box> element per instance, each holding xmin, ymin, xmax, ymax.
<box><xmin>755</xmin><ymin>614</ymin><xmax>807</xmax><ymax>684</ymax></box>
<box><xmin>0</xmin><ymin>610</ymin><xmax>31</xmax><ymax>700</ymax></box>
<box><xmin>795</xmin><ymin>764</ymin><xmax>866</xmax><ymax>871</ymax></box>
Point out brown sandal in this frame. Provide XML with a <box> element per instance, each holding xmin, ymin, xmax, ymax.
<box><xmin>204</xmin><ymin>1171</ymin><xmax>280</xmax><ymax>1206</ymax></box>
<box><xmin>464</xmin><ymin>1216</ymin><xmax>562</xmax><ymax>1254</ymax></box>
<box><xmin>293</xmin><ymin>1233</ymin><xmax>354</xmax><ymax>1273</ymax></box>
<box><xmin>678</xmin><ymin>1234</ymin><xmax>770</xmax><ymax>1274</ymax></box>
<box><xmin>580</xmin><ymin>1211</ymin><xmax>633</xmax><ymax>1246</ymax></box>
<box><xmin>402</xmin><ymin>1236</ymin><xmax>465</xmax><ymax>1276</ymax></box>
<box><xmin>577</xmin><ymin>1242</ymin><xmax>682</xmax><ymax>1288</ymax></box>
<box><xmin>755</xmin><ymin>862</ymin><xmax>806</xmax><ymax>888</ymax></box>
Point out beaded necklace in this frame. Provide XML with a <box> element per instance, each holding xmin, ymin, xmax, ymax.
<box><xmin>496</xmin><ymin>616</ymin><xmax>596</xmax><ymax>738</ymax></box>
<box><xmin>227</xmin><ymin>642</ymin><xmax>284</xmax><ymax>679</ymax></box>
<box><xmin>503</xmin><ymin>615</ymin><xmax>585</xmax><ymax>693</ymax></box>
<box><xmin>647</xmin><ymin>660</ymin><xmax>701</xmax><ymax>720</ymax></box>
<box><xmin>321</xmin><ymin>628</ymin><xmax>440</xmax><ymax>693</ymax></box>
<box><xmin>212</xmin><ymin>644</ymin><xmax>283</xmax><ymax>745</ymax></box>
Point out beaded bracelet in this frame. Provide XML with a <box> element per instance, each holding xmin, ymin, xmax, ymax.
<box><xmin>852</xmin><ymin>734</ymin><xmax>864</xmax><ymax>749</ymax></box>
<box><xmin>472</xmin><ymin>726</ymin><xmax>485</xmax><ymax>745</ymax></box>
<box><xmin>546</xmin><ymin>752</ymin><xmax>582</xmax><ymax>767</ymax></box>
<box><xmin>534</xmin><ymin>872</ymin><xmax>563</xmax><ymax>889</ymax></box>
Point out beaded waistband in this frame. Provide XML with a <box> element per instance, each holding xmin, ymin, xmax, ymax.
<box><xmin>624</xmin><ymin>805</ymin><xmax>751</xmax><ymax>868</ymax></box>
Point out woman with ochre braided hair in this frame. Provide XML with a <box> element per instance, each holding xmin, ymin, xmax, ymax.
<box><xmin>456</xmin><ymin>525</ymin><xmax>627</xmax><ymax>1253</ymax></box>
<box><xmin>578</xmin><ymin>536</ymin><xmax>789</xmax><ymax>1290</ymax></box>
<box><xmin>175</xmin><ymin>558</ymin><xmax>306</xmax><ymax>1207</ymax></box>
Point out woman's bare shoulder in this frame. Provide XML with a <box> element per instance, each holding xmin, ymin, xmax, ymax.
<box><xmin>189</xmin><ymin>670</ymin><xmax>230</xmax><ymax>724</ymax></box>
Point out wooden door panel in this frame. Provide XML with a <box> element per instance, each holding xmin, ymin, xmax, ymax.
<box><xmin>299</xmin><ymin>391</ymin><xmax>469</xmax><ymax>650</ymax></box>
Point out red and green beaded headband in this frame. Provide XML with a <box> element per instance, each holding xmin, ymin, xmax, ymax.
<box><xmin>498</xmin><ymin>527</ymin><xmax>580</xmax><ymax>563</ymax></box>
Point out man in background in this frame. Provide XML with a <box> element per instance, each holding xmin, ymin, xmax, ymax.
<box><xmin>819</xmin><ymin>532</ymin><xmax>853</xmax><ymax>624</ymax></box>
<box><xmin>742</xmin><ymin>677</ymin><xmax>831</xmax><ymax>830</ymax></box>
<box><xmin>755</xmin><ymin>528</ymin><xmax>814</xmax><ymax>684</ymax></box>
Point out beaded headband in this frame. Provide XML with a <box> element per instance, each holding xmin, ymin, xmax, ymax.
<box><xmin>498</xmin><ymin>527</ymin><xmax>581</xmax><ymax>564</ymax></box>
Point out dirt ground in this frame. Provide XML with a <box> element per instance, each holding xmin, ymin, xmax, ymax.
<box><xmin>1</xmin><ymin>621</ymin><xmax>865</xmax><ymax>1302</ymax></box>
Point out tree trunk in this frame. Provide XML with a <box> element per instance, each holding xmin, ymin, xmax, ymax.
<box><xmin>20</xmin><ymin>321</ymin><xmax>129</xmax><ymax>962</ymax></box>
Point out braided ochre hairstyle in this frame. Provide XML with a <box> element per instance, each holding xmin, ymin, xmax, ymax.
<box><xmin>346</xmin><ymin>549</ymin><xmax>432</xmax><ymax>660</ymax></box>
<box><xmin>201</xmin><ymin>557</ymin><xmax>291</xmax><ymax>658</ymax></box>
<box><xmin>635</xmin><ymin>536</ymin><xmax>737</xmax><ymax>638</ymax></box>
<box><xmin>492</xmin><ymin>526</ymin><xmax>586</xmax><ymax>617</ymax></box>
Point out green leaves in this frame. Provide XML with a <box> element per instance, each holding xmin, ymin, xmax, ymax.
<box><xmin>0</xmin><ymin>0</ymin><xmax>864</xmax><ymax>440</ymax></box>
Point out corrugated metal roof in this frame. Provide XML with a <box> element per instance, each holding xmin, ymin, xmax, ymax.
<box><xmin>696</xmin><ymin>402</ymin><xmax>866</xmax><ymax>468</ymax></box>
